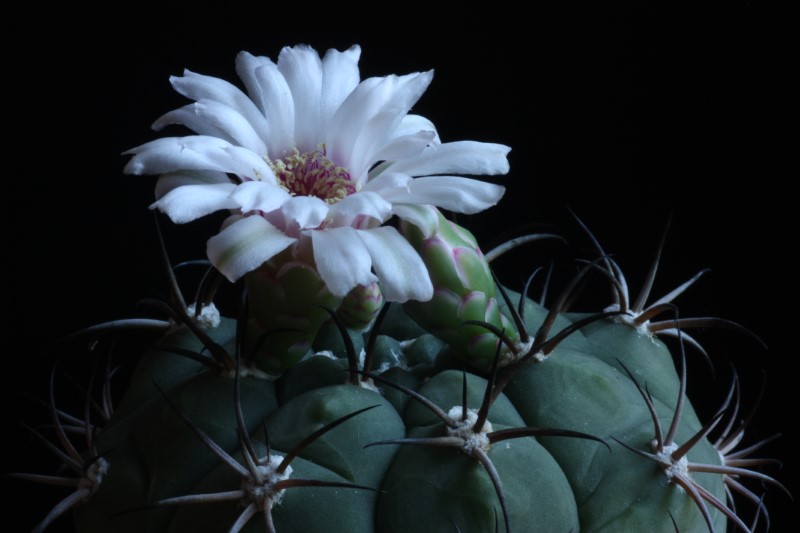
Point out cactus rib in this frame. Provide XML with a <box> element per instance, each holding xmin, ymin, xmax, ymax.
<box><xmin>613</xmin><ymin>332</ymin><xmax>785</xmax><ymax>533</ymax></box>
<box><xmin>144</xmin><ymin>359</ymin><xmax>380</xmax><ymax>532</ymax></box>
<box><xmin>363</xmin><ymin>348</ymin><xmax>605</xmax><ymax>533</ymax></box>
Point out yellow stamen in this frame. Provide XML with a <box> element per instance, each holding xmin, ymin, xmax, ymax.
<box><xmin>269</xmin><ymin>147</ymin><xmax>356</xmax><ymax>204</ymax></box>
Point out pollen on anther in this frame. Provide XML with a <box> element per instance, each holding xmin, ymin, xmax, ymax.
<box><xmin>269</xmin><ymin>148</ymin><xmax>357</xmax><ymax>204</ymax></box>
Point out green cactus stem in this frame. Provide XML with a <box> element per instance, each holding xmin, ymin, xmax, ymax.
<box><xmin>14</xmin><ymin>224</ymin><xmax>788</xmax><ymax>533</ymax></box>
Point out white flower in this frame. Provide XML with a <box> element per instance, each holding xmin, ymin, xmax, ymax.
<box><xmin>124</xmin><ymin>44</ymin><xmax>510</xmax><ymax>303</ymax></box>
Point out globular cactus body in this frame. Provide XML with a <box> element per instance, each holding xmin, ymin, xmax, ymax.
<box><xmin>68</xmin><ymin>295</ymin><xmax>728</xmax><ymax>532</ymax></box>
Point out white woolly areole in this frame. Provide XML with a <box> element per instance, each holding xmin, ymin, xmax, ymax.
<box><xmin>446</xmin><ymin>406</ymin><xmax>493</xmax><ymax>452</ymax></box>
<box><xmin>514</xmin><ymin>335</ymin><xmax>534</xmax><ymax>355</ymax></box>
<box><xmin>357</xmin><ymin>346</ymin><xmax>399</xmax><ymax>374</ymax></box>
<box><xmin>356</xmin><ymin>345</ymin><xmax>403</xmax><ymax>387</ymax></box>
<box><xmin>359</xmin><ymin>377</ymin><xmax>381</xmax><ymax>393</ymax></box>
<box><xmin>357</xmin><ymin>348</ymin><xmax>367</xmax><ymax>370</ymax></box>
<box><xmin>78</xmin><ymin>456</ymin><xmax>109</xmax><ymax>495</ymax></box>
<box><xmin>383</xmin><ymin>347</ymin><xmax>406</xmax><ymax>373</ymax></box>
<box><xmin>221</xmin><ymin>365</ymin><xmax>275</xmax><ymax>381</ymax></box>
<box><xmin>655</xmin><ymin>442</ymin><xmax>690</xmax><ymax>487</ymax></box>
<box><xmin>245</xmin><ymin>454</ymin><xmax>293</xmax><ymax>506</ymax></box>
<box><xmin>186</xmin><ymin>302</ymin><xmax>221</xmax><ymax>329</ymax></box>
<box><xmin>511</xmin><ymin>336</ymin><xmax>535</xmax><ymax>362</ymax></box>
<box><xmin>315</xmin><ymin>350</ymin><xmax>338</xmax><ymax>360</ymax></box>
<box><xmin>381</xmin><ymin>340</ymin><xmax>410</xmax><ymax>370</ymax></box>
<box><xmin>352</xmin><ymin>349</ymin><xmax>385</xmax><ymax>392</ymax></box>
<box><xmin>398</xmin><ymin>339</ymin><xmax>417</xmax><ymax>349</ymax></box>
<box><xmin>530</xmin><ymin>351</ymin><xmax>549</xmax><ymax>363</ymax></box>
<box><xmin>604</xmin><ymin>303</ymin><xmax>651</xmax><ymax>336</ymax></box>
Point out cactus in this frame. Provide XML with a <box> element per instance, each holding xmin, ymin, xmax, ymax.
<box><xmin>12</xmin><ymin>43</ymin><xmax>789</xmax><ymax>533</ymax></box>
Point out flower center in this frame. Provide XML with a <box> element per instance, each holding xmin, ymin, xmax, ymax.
<box><xmin>269</xmin><ymin>148</ymin><xmax>356</xmax><ymax>204</ymax></box>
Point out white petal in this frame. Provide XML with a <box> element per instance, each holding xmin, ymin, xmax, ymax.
<box><xmin>155</xmin><ymin>100</ymin><xmax>269</xmax><ymax>154</ymax></box>
<box><xmin>171</xmin><ymin>70</ymin><xmax>270</xmax><ymax>144</ymax></box>
<box><xmin>281</xmin><ymin>195</ymin><xmax>329</xmax><ymax>229</ymax></box>
<box><xmin>388</xmin><ymin>141</ymin><xmax>511</xmax><ymax>176</ymax></box>
<box><xmin>124</xmin><ymin>136</ymin><xmax>233</xmax><ymax>174</ymax></box>
<box><xmin>154</xmin><ymin>170</ymin><xmax>230</xmax><ymax>199</ymax></box>
<box><xmin>367</xmin><ymin>171</ymin><xmax>503</xmax><ymax>214</ymax></box>
<box><xmin>356</xmin><ymin>227</ymin><xmax>433</xmax><ymax>302</ymax></box>
<box><xmin>348</xmin><ymin>109</ymin><xmax>412</xmax><ymax>183</ymax></box>
<box><xmin>391</xmin><ymin>114</ymin><xmax>440</xmax><ymax>143</ymax></box>
<box><xmin>320</xmin><ymin>45</ymin><xmax>361</xmax><ymax>130</ymax></box>
<box><xmin>152</xmin><ymin>104</ymin><xmax>231</xmax><ymax>141</ymax></box>
<box><xmin>349</xmin><ymin>73</ymin><xmax>434</xmax><ymax>171</ymax></box>
<box><xmin>278</xmin><ymin>45</ymin><xmax>323</xmax><ymax>152</ymax></box>
<box><xmin>223</xmin><ymin>145</ymin><xmax>278</xmax><ymax>183</ymax></box>
<box><xmin>151</xmin><ymin>183</ymin><xmax>238</xmax><ymax>223</ymax></box>
<box><xmin>218</xmin><ymin>214</ymin><xmax>242</xmax><ymax>231</ymax></box>
<box><xmin>325</xmin><ymin>76</ymin><xmax>383</xmax><ymax>167</ymax></box>
<box><xmin>368</xmin><ymin>130</ymin><xmax>437</xmax><ymax>169</ymax></box>
<box><xmin>327</xmin><ymin>191</ymin><xmax>392</xmax><ymax>227</ymax></box>
<box><xmin>207</xmin><ymin>215</ymin><xmax>295</xmax><ymax>282</ymax></box>
<box><xmin>252</xmin><ymin>62</ymin><xmax>295</xmax><ymax>158</ymax></box>
<box><xmin>235</xmin><ymin>51</ymin><xmax>273</xmax><ymax>113</ymax></box>
<box><xmin>124</xmin><ymin>136</ymin><xmax>274</xmax><ymax>181</ymax></box>
<box><xmin>229</xmin><ymin>181</ymin><xmax>291</xmax><ymax>213</ymax></box>
<box><xmin>393</xmin><ymin>204</ymin><xmax>441</xmax><ymax>238</ymax></box>
<box><xmin>360</xmin><ymin>171</ymin><xmax>412</xmax><ymax>194</ymax></box>
<box><xmin>398</xmin><ymin>175</ymin><xmax>506</xmax><ymax>214</ymax></box>
<box><xmin>191</xmin><ymin>100</ymin><xmax>267</xmax><ymax>154</ymax></box>
<box><xmin>311</xmin><ymin>227</ymin><xmax>377</xmax><ymax>297</ymax></box>
<box><xmin>328</xmin><ymin>71</ymin><xmax>433</xmax><ymax>174</ymax></box>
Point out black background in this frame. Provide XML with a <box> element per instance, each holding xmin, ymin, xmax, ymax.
<box><xmin>6</xmin><ymin>5</ymin><xmax>794</xmax><ymax>531</ymax></box>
